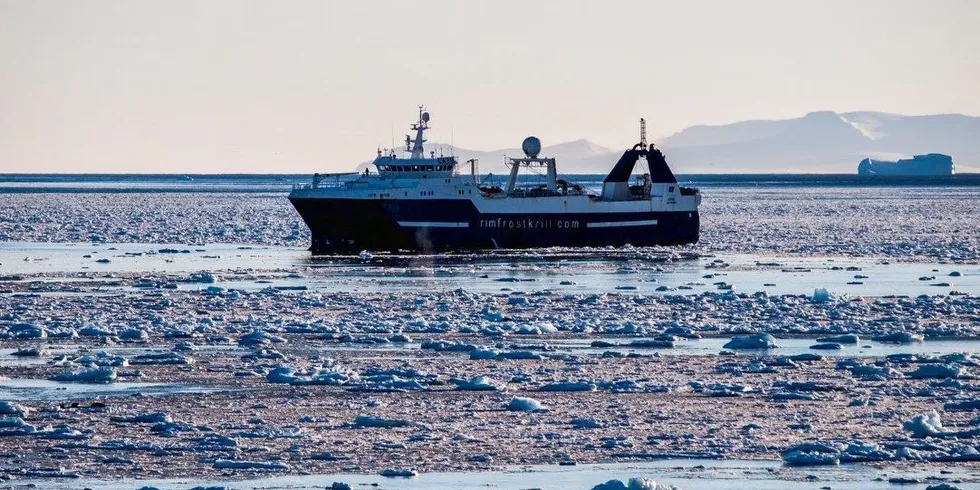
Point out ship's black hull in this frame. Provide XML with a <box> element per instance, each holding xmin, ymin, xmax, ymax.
<box><xmin>289</xmin><ymin>197</ymin><xmax>699</xmax><ymax>254</ymax></box>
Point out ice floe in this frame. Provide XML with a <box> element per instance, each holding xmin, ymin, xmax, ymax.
<box><xmin>506</xmin><ymin>396</ymin><xmax>547</xmax><ymax>412</ymax></box>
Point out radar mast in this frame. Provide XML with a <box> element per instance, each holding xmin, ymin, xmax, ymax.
<box><xmin>405</xmin><ymin>105</ymin><xmax>429</xmax><ymax>159</ymax></box>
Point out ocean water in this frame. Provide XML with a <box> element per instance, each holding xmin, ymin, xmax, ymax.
<box><xmin>3</xmin><ymin>242</ymin><xmax>978</xmax><ymax>297</ymax></box>
<box><xmin>3</xmin><ymin>173</ymin><xmax>979</xmax><ymax>488</ymax></box>
<box><xmin>1</xmin><ymin>172</ymin><xmax>979</xmax><ymax>193</ymax></box>
<box><xmin>22</xmin><ymin>459</ymin><xmax>980</xmax><ymax>490</ymax></box>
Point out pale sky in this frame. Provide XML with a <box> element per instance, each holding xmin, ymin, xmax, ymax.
<box><xmin>1</xmin><ymin>0</ymin><xmax>978</xmax><ymax>173</ymax></box>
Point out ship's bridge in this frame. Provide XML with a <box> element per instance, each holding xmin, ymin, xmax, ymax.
<box><xmin>373</xmin><ymin>155</ymin><xmax>459</xmax><ymax>178</ymax></box>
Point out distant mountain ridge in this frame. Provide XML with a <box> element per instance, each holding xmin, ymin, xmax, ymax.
<box><xmin>658</xmin><ymin>111</ymin><xmax>980</xmax><ymax>173</ymax></box>
<box><xmin>362</xmin><ymin>111</ymin><xmax>979</xmax><ymax>174</ymax></box>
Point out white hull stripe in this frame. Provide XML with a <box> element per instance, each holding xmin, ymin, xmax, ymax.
<box><xmin>398</xmin><ymin>221</ymin><xmax>470</xmax><ymax>228</ymax></box>
<box><xmin>587</xmin><ymin>219</ymin><xmax>658</xmax><ymax>228</ymax></box>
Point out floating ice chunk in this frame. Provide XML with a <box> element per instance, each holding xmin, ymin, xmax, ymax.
<box><xmin>571</xmin><ymin>418</ymin><xmax>605</xmax><ymax>429</ymax></box>
<box><xmin>380</xmin><ymin>468</ymin><xmax>418</xmax><ymax>477</ymax></box>
<box><xmin>311</xmin><ymin>452</ymin><xmax>346</xmax><ymax>461</ymax></box>
<box><xmin>212</xmin><ymin>459</ymin><xmax>290</xmax><ymax>471</ymax></box>
<box><xmin>483</xmin><ymin>310</ymin><xmax>505</xmax><ymax>322</ymax></box>
<box><xmin>838</xmin><ymin>441</ymin><xmax>895</xmax><ymax>462</ymax></box>
<box><xmin>358</xmin><ymin>250</ymin><xmax>373</xmax><ymax>260</ymax></box>
<box><xmin>904</xmin><ymin>410</ymin><xmax>945</xmax><ymax>438</ymax></box>
<box><xmin>76</xmin><ymin>352</ymin><xmax>128</xmax><ymax>367</ymax></box>
<box><xmin>353</xmin><ymin>415</ymin><xmax>412</xmax><ymax>428</ymax></box>
<box><xmin>420</xmin><ymin>340</ymin><xmax>477</xmax><ymax>352</ymax></box>
<box><xmin>266</xmin><ymin>366</ymin><xmax>299</xmax><ymax>384</ymax></box>
<box><xmin>193</xmin><ymin>434</ymin><xmax>238</xmax><ymax>450</ymax></box>
<box><xmin>152</xmin><ymin>421</ymin><xmax>198</xmax><ymax>437</ymax></box>
<box><xmin>118</xmin><ymin>328</ymin><xmax>148</xmax><ymax>341</ymax></box>
<box><xmin>235</xmin><ymin>426</ymin><xmax>304</xmax><ymax>439</ymax></box>
<box><xmin>452</xmin><ymin>376</ymin><xmax>500</xmax><ymax>391</ymax></box>
<box><xmin>723</xmin><ymin>333</ymin><xmax>778</xmax><ymax>350</ymax></box>
<box><xmin>36</xmin><ymin>425</ymin><xmax>90</xmax><ymax>440</ymax></box>
<box><xmin>811</xmin><ymin>288</ymin><xmax>833</xmax><ymax>303</ymax></box>
<box><xmin>51</xmin><ymin>366</ymin><xmax>117</xmax><ymax>384</ymax></box>
<box><xmin>771</xmin><ymin>392</ymin><xmax>816</xmax><ymax>400</ymax></box>
<box><xmin>330</xmin><ymin>483</ymin><xmax>353</xmax><ymax>490</ymax></box>
<box><xmin>908</xmin><ymin>364</ymin><xmax>968</xmax><ymax>379</ymax></box>
<box><xmin>925</xmin><ymin>484</ymin><xmax>963</xmax><ymax>490</ymax></box>
<box><xmin>849</xmin><ymin>364</ymin><xmax>901</xmax><ymax>379</ymax></box>
<box><xmin>266</xmin><ymin>365</ymin><xmax>354</xmax><ymax>386</ymax></box>
<box><xmin>239</xmin><ymin>329</ymin><xmax>287</xmax><ymax>346</ymax></box>
<box><xmin>130</xmin><ymin>352</ymin><xmax>193</xmax><ymax>365</ymax></box>
<box><xmin>11</xmin><ymin>347</ymin><xmax>48</xmax><ymax>357</ymax></box>
<box><xmin>0</xmin><ymin>401</ymin><xmax>28</xmax><ymax>416</ymax></box>
<box><xmin>0</xmin><ymin>417</ymin><xmax>31</xmax><ymax>429</ymax></box>
<box><xmin>495</xmin><ymin>350</ymin><xmax>543</xmax><ymax>360</ymax></box>
<box><xmin>515</xmin><ymin>322</ymin><xmax>558</xmax><ymax>335</ymax></box>
<box><xmin>22</xmin><ymin>468</ymin><xmax>79</xmax><ymax>478</ymax></box>
<box><xmin>173</xmin><ymin>341</ymin><xmax>197</xmax><ymax>352</ymax></box>
<box><xmin>873</xmin><ymin>331</ymin><xmax>924</xmax><ymax>344</ymax></box>
<box><xmin>944</xmin><ymin>399</ymin><xmax>980</xmax><ymax>412</ymax></box>
<box><xmin>817</xmin><ymin>334</ymin><xmax>859</xmax><ymax>344</ymax></box>
<box><xmin>590</xmin><ymin>478</ymin><xmax>680</xmax><ymax>490</ymax></box>
<box><xmin>703</xmin><ymin>382</ymin><xmax>753</xmax><ymax>397</ymax></box>
<box><xmin>506</xmin><ymin>396</ymin><xmax>547</xmax><ymax>412</ymax></box>
<box><xmin>469</xmin><ymin>348</ymin><xmax>500</xmax><ymax>360</ymax></box>
<box><xmin>7</xmin><ymin>323</ymin><xmax>46</xmax><ymax>339</ymax></box>
<box><xmin>948</xmin><ymin>271</ymin><xmax>962</xmax><ymax>277</ymax></box>
<box><xmin>189</xmin><ymin>272</ymin><xmax>216</xmax><ymax>283</ymax></box>
<box><xmin>790</xmin><ymin>353</ymin><xmax>823</xmax><ymax>362</ymax></box>
<box><xmin>629</xmin><ymin>339</ymin><xmax>674</xmax><ymax>348</ymax></box>
<box><xmin>78</xmin><ymin>325</ymin><xmax>114</xmax><ymax>337</ymax></box>
<box><xmin>539</xmin><ymin>381</ymin><xmax>597</xmax><ymax>392</ymax></box>
<box><xmin>810</xmin><ymin>343</ymin><xmax>842</xmax><ymax>350</ymax></box>
<box><xmin>781</xmin><ymin>442</ymin><xmax>842</xmax><ymax>466</ymax></box>
<box><xmin>110</xmin><ymin>412</ymin><xmax>173</xmax><ymax>424</ymax></box>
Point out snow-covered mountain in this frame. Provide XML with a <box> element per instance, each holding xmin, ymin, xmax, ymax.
<box><xmin>362</xmin><ymin>111</ymin><xmax>979</xmax><ymax>174</ymax></box>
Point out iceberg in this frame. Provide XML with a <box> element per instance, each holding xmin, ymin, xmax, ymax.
<box><xmin>858</xmin><ymin>153</ymin><xmax>955</xmax><ymax>176</ymax></box>
<box><xmin>723</xmin><ymin>333</ymin><xmax>778</xmax><ymax>350</ymax></box>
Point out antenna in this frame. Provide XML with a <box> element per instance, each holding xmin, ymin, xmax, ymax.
<box><xmin>640</xmin><ymin>118</ymin><xmax>647</xmax><ymax>147</ymax></box>
<box><xmin>451</xmin><ymin>125</ymin><xmax>455</xmax><ymax>157</ymax></box>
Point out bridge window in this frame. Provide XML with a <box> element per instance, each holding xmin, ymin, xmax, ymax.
<box><xmin>669</xmin><ymin>186</ymin><xmax>675</xmax><ymax>193</ymax></box>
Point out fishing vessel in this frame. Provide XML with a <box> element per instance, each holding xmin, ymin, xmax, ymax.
<box><xmin>289</xmin><ymin>108</ymin><xmax>700</xmax><ymax>254</ymax></box>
